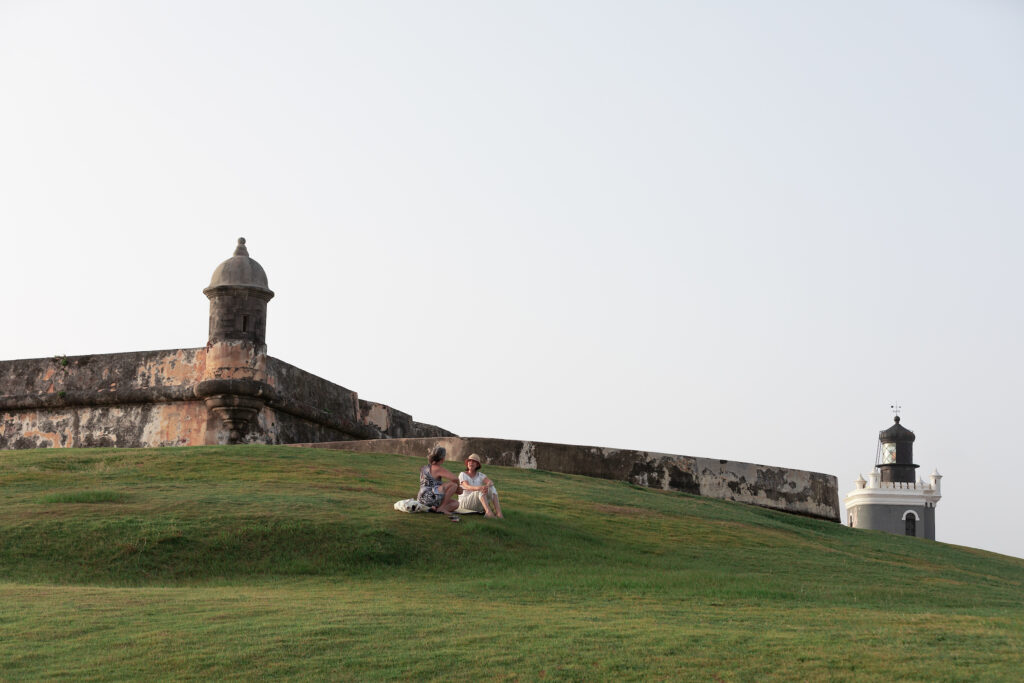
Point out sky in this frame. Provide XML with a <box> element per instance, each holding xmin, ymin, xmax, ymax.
<box><xmin>2</xmin><ymin>1</ymin><xmax>1022</xmax><ymax>559</ymax></box>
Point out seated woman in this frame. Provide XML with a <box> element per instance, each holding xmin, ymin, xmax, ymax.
<box><xmin>457</xmin><ymin>454</ymin><xmax>504</xmax><ymax>518</ymax></box>
<box><xmin>418</xmin><ymin>446</ymin><xmax>461</xmax><ymax>517</ymax></box>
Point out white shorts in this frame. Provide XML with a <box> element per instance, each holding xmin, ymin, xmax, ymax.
<box><xmin>456</xmin><ymin>486</ymin><xmax>497</xmax><ymax>514</ymax></box>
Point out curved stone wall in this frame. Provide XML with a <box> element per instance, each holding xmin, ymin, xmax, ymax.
<box><xmin>296</xmin><ymin>436</ymin><xmax>841</xmax><ymax>522</ymax></box>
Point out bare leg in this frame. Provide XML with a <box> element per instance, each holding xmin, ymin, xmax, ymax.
<box><xmin>479</xmin><ymin>491</ymin><xmax>495</xmax><ymax>518</ymax></box>
<box><xmin>488</xmin><ymin>486</ymin><xmax>503</xmax><ymax>519</ymax></box>
<box><xmin>438</xmin><ymin>482</ymin><xmax>459</xmax><ymax>513</ymax></box>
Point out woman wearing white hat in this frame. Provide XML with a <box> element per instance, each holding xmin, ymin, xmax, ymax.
<box><xmin>457</xmin><ymin>454</ymin><xmax>503</xmax><ymax>519</ymax></box>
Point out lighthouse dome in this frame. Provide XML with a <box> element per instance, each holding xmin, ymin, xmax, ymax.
<box><xmin>879</xmin><ymin>415</ymin><xmax>916</xmax><ymax>443</ymax></box>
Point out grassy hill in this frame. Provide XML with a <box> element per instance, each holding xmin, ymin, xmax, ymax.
<box><xmin>0</xmin><ymin>445</ymin><xmax>1021</xmax><ymax>681</ymax></box>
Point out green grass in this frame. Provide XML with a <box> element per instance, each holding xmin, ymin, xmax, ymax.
<box><xmin>0</xmin><ymin>445</ymin><xmax>1021</xmax><ymax>680</ymax></box>
<box><xmin>38</xmin><ymin>489</ymin><xmax>131</xmax><ymax>504</ymax></box>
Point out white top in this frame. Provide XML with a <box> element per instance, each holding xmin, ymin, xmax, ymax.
<box><xmin>459</xmin><ymin>471</ymin><xmax>489</xmax><ymax>488</ymax></box>
<box><xmin>456</xmin><ymin>470</ymin><xmax>496</xmax><ymax>514</ymax></box>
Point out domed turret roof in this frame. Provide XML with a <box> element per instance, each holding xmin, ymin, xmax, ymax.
<box><xmin>204</xmin><ymin>238</ymin><xmax>273</xmax><ymax>295</ymax></box>
<box><xmin>879</xmin><ymin>416</ymin><xmax>915</xmax><ymax>443</ymax></box>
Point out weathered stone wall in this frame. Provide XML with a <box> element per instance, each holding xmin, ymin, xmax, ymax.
<box><xmin>261</xmin><ymin>356</ymin><xmax>369</xmax><ymax>439</ymax></box>
<box><xmin>260</xmin><ymin>358</ymin><xmax>453</xmax><ymax>441</ymax></box>
<box><xmin>0</xmin><ymin>403</ymin><xmax>209</xmax><ymax>449</ymax></box>
<box><xmin>357</xmin><ymin>399</ymin><xmax>451</xmax><ymax>440</ymax></box>
<box><xmin>258</xmin><ymin>408</ymin><xmax>358</xmax><ymax>445</ymax></box>
<box><xmin>1</xmin><ymin>350</ymin><xmax>454</xmax><ymax>449</ymax></box>
<box><xmin>297</xmin><ymin>436</ymin><xmax>841</xmax><ymax>521</ymax></box>
<box><xmin>0</xmin><ymin>349</ymin><xmax>209</xmax><ymax>449</ymax></box>
<box><xmin>0</xmin><ymin>348</ymin><xmax>207</xmax><ymax>399</ymax></box>
<box><xmin>1</xmin><ymin>348</ymin><xmax>836</xmax><ymax>520</ymax></box>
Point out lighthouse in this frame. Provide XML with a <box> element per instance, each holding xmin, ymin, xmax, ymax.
<box><xmin>844</xmin><ymin>414</ymin><xmax>942</xmax><ymax>539</ymax></box>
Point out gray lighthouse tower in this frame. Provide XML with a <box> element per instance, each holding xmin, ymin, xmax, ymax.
<box><xmin>844</xmin><ymin>414</ymin><xmax>942</xmax><ymax>539</ymax></box>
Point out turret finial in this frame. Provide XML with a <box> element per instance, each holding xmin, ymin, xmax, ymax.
<box><xmin>233</xmin><ymin>237</ymin><xmax>249</xmax><ymax>257</ymax></box>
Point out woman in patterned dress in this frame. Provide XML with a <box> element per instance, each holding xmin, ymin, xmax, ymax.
<box><xmin>417</xmin><ymin>446</ymin><xmax>461</xmax><ymax>516</ymax></box>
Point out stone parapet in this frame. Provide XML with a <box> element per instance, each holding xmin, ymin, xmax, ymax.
<box><xmin>295</xmin><ymin>436</ymin><xmax>841</xmax><ymax>521</ymax></box>
<box><xmin>1</xmin><ymin>350</ymin><xmax>209</xmax><ymax>448</ymax></box>
<box><xmin>1</xmin><ymin>350</ymin><xmax>455</xmax><ymax>449</ymax></box>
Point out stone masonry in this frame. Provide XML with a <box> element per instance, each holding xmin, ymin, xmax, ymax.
<box><xmin>0</xmin><ymin>239</ymin><xmax>451</xmax><ymax>448</ymax></box>
<box><xmin>0</xmin><ymin>238</ymin><xmax>841</xmax><ymax>521</ymax></box>
<box><xmin>300</xmin><ymin>437</ymin><xmax>841</xmax><ymax>521</ymax></box>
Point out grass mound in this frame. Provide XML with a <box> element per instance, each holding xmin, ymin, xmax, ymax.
<box><xmin>0</xmin><ymin>445</ymin><xmax>1022</xmax><ymax>680</ymax></box>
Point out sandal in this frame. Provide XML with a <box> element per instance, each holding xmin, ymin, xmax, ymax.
<box><xmin>449</xmin><ymin>514</ymin><xmax>461</xmax><ymax>522</ymax></box>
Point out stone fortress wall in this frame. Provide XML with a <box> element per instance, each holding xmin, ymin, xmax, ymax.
<box><xmin>300</xmin><ymin>437</ymin><xmax>841</xmax><ymax>521</ymax></box>
<box><xmin>0</xmin><ymin>345</ymin><xmax>451</xmax><ymax>449</ymax></box>
<box><xmin>0</xmin><ymin>237</ymin><xmax>840</xmax><ymax>522</ymax></box>
<box><xmin>0</xmin><ymin>238</ymin><xmax>450</xmax><ymax>450</ymax></box>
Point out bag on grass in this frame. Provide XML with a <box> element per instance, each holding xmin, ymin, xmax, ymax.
<box><xmin>394</xmin><ymin>498</ymin><xmax>428</xmax><ymax>513</ymax></box>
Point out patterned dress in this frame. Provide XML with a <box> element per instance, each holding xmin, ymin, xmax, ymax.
<box><xmin>417</xmin><ymin>465</ymin><xmax>444</xmax><ymax>508</ymax></box>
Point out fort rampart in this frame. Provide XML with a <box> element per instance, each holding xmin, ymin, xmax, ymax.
<box><xmin>0</xmin><ymin>346</ymin><xmax>451</xmax><ymax>449</ymax></box>
<box><xmin>298</xmin><ymin>437</ymin><xmax>842</xmax><ymax>521</ymax></box>
<box><xmin>0</xmin><ymin>238</ymin><xmax>841</xmax><ymax>522</ymax></box>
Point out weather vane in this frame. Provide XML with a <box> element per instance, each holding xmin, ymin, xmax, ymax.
<box><xmin>890</xmin><ymin>402</ymin><xmax>902</xmax><ymax>418</ymax></box>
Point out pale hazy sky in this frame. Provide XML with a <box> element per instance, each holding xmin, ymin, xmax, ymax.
<box><xmin>2</xmin><ymin>2</ymin><xmax>1022</xmax><ymax>559</ymax></box>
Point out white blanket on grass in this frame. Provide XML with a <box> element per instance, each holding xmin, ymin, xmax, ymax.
<box><xmin>393</xmin><ymin>498</ymin><xmax>481</xmax><ymax>514</ymax></box>
<box><xmin>393</xmin><ymin>499</ymin><xmax>428</xmax><ymax>513</ymax></box>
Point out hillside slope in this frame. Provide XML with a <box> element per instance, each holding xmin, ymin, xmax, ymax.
<box><xmin>0</xmin><ymin>445</ymin><xmax>1021</xmax><ymax>680</ymax></box>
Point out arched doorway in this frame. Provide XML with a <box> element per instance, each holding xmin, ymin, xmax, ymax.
<box><xmin>902</xmin><ymin>510</ymin><xmax>919</xmax><ymax>537</ymax></box>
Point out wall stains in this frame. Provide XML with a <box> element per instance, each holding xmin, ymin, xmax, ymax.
<box><xmin>298</xmin><ymin>437</ymin><xmax>842</xmax><ymax>522</ymax></box>
<box><xmin>0</xmin><ymin>347</ymin><xmax>454</xmax><ymax>450</ymax></box>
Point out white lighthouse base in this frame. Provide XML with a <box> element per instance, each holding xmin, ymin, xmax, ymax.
<box><xmin>844</xmin><ymin>470</ymin><xmax>942</xmax><ymax>540</ymax></box>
